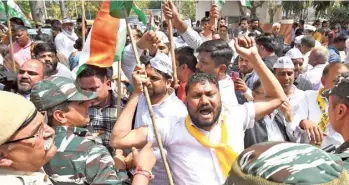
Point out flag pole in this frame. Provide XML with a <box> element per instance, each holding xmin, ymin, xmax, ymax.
<box><xmin>81</xmin><ymin>0</ymin><xmax>86</xmax><ymax>46</ymax></box>
<box><xmin>3</xmin><ymin>0</ymin><xmax>15</xmax><ymax>72</ymax></box>
<box><xmin>124</xmin><ymin>9</ymin><xmax>175</xmax><ymax>185</ymax></box>
<box><xmin>117</xmin><ymin>60</ymin><xmax>122</xmax><ymax>118</ymax></box>
<box><xmin>165</xmin><ymin>0</ymin><xmax>178</xmax><ymax>87</ymax></box>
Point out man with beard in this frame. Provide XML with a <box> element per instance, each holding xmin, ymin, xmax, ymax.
<box><xmin>111</xmin><ymin>36</ymin><xmax>287</xmax><ymax>185</ymax></box>
<box><xmin>0</xmin><ymin>91</ymin><xmax>57</xmax><ymax>184</ymax></box>
<box><xmin>54</xmin><ymin>17</ymin><xmax>78</xmax><ymax>58</ymax></box>
<box><xmin>273</xmin><ymin>56</ymin><xmax>322</xmax><ymax>144</ymax></box>
<box><xmin>33</xmin><ymin>42</ymin><xmax>72</xmax><ymax>79</ymax></box>
<box><xmin>30</xmin><ymin>76</ymin><xmax>156</xmax><ymax>185</ymax></box>
<box><xmin>16</xmin><ymin>59</ymin><xmax>45</xmax><ymax>99</ymax></box>
<box><xmin>12</xmin><ymin>25</ymin><xmax>32</xmax><ymax>67</ymax></box>
<box><xmin>285</xmin><ymin>48</ymin><xmax>313</xmax><ymax>91</ymax></box>
<box><xmin>118</xmin><ymin>53</ymin><xmax>187</xmax><ymax>185</ymax></box>
<box><xmin>249</xmin><ymin>17</ymin><xmax>261</xmax><ymax>36</ymax></box>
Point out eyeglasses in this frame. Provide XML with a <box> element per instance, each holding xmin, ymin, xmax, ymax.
<box><xmin>3</xmin><ymin>123</ymin><xmax>45</xmax><ymax>145</ymax></box>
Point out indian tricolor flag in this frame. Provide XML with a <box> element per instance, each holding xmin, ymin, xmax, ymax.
<box><xmin>75</xmin><ymin>0</ymin><xmax>128</xmax><ymax>76</ymax></box>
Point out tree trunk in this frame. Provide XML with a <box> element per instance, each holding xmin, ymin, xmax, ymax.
<box><xmin>59</xmin><ymin>0</ymin><xmax>67</xmax><ymax>19</ymax></box>
<box><xmin>238</xmin><ymin>1</ymin><xmax>245</xmax><ymax>16</ymax></box>
<box><xmin>250</xmin><ymin>7</ymin><xmax>257</xmax><ymax>17</ymax></box>
<box><xmin>29</xmin><ymin>1</ymin><xmax>45</xmax><ymax>23</ymax></box>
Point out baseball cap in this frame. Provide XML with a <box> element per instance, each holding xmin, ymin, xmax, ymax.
<box><xmin>285</xmin><ymin>48</ymin><xmax>303</xmax><ymax>60</ymax></box>
<box><xmin>273</xmin><ymin>56</ymin><xmax>294</xmax><ymax>69</ymax></box>
<box><xmin>62</xmin><ymin>17</ymin><xmax>74</xmax><ymax>24</ymax></box>
<box><xmin>323</xmin><ymin>71</ymin><xmax>349</xmax><ymax>104</ymax></box>
<box><xmin>225</xmin><ymin>142</ymin><xmax>349</xmax><ymax>185</ymax></box>
<box><xmin>30</xmin><ymin>76</ymin><xmax>96</xmax><ymax>111</ymax></box>
<box><xmin>0</xmin><ymin>91</ymin><xmax>37</xmax><ymax>145</ymax></box>
<box><xmin>150</xmin><ymin>53</ymin><xmax>173</xmax><ymax>77</ymax></box>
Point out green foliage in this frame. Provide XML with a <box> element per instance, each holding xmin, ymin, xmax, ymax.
<box><xmin>246</xmin><ymin>1</ymin><xmax>265</xmax><ymax>17</ymax></box>
<box><xmin>326</xmin><ymin>6</ymin><xmax>349</xmax><ymax>25</ymax></box>
<box><xmin>179</xmin><ymin>0</ymin><xmax>195</xmax><ymax>20</ymax></box>
<box><xmin>312</xmin><ymin>1</ymin><xmax>333</xmax><ymax>18</ymax></box>
<box><xmin>16</xmin><ymin>0</ymin><xmax>31</xmax><ymax>14</ymax></box>
<box><xmin>281</xmin><ymin>1</ymin><xmax>311</xmax><ymax>20</ymax></box>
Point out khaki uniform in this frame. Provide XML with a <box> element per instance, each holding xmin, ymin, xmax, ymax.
<box><xmin>0</xmin><ymin>168</ymin><xmax>53</xmax><ymax>185</ymax></box>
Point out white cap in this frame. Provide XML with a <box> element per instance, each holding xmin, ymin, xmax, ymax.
<box><xmin>150</xmin><ymin>53</ymin><xmax>173</xmax><ymax>77</ymax></box>
<box><xmin>273</xmin><ymin>56</ymin><xmax>294</xmax><ymax>69</ymax></box>
<box><xmin>285</xmin><ymin>48</ymin><xmax>303</xmax><ymax>59</ymax></box>
<box><xmin>294</xmin><ymin>35</ymin><xmax>304</xmax><ymax>45</ymax></box>
<box><xmin>62</xmin><ymin>17</ymin><xmax>74</xmax><ymax>24</ymax></box>
<box><xmin>0</xmin><ymin>55</ymin><xmax>3</xmax><ymax>66</ymax></box>
<box><xmin>304</xmin><ymin>24</ymin><xmax>316</xmax><ymax>32</ymax></box>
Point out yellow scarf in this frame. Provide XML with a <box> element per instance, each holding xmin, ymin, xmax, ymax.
<box><xmin>185</xmin><ymin>115</ymin><xmax>238</xmax><ymax>178</ymax></box>
<box><xmin>317</xmin><ymin>88</ymin><xmax>329</xmax><ymax>132</ymax></box>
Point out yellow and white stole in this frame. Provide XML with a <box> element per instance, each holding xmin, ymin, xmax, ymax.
<box><xmin>185</xmin><ymin>115</ymin><xmax>238</xmax><ymax>178</ymax></box>
<box><xmin>317</xmin><ymin>88</ymin><xmax>329</xmax><ymax>132</ymax></box>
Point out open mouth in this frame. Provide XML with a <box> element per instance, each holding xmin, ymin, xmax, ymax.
<box><xmin>199</xmin><ymin>108</ymin><xmax>213</xmax><ymax>118</ymax></box>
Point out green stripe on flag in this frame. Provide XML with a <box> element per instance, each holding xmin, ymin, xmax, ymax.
<box><xmin>0</xmin><ymin>0</ymin><xmax>32</xmax><ymax>28</ymax></box>
<box><xmin>246</xmin><ymin>0</ymin><xmax>251</xmax><ymax>8</ymax></box>
<box><xmin>132</xmin><ymin>3</ymin><xmax>147</xmax><ymax>25</ymax></box>
<box><xmin>110</xmin><ymin>1</ymin><xmax>133</xmax><ymax>18</ymax></box>
<box><xmin>215</xmin><ymin>0</ymin><xmax>225</xmax><ymax>10</ymax></box>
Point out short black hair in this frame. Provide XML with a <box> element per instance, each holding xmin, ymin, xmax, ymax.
<box><xmin>51</xmin><ymin>19</ymin><xmax>62</xmax><ymax>31</ymax></box>
<box><xmin>219</xmin><ymin>25</ymin><xmax>228</xmax><ymax>30</ymax></box>
<box><xmin>74</xmin><ymin>38</ymin><xmax>83</xmax><ymax>50</ymax></box>
<box><xmin>35</xmin><ymin>33</ymin><xmax>52</xmax><ymax>43</ymax></box>
<box><xmin>322</xmin><ymin>62</ymin><xmax>348</xmax><ymax>78</ymax></box>
<box><xmin>299</xmin><ymin>20</ymin><xmax>305</xmax><ymax>25</ymax></box>
<box><xmin>13</xmin><ymin>25</ymin><xmax>27</xmax><ymax>32</ymax></box>
<box><xmin>10</xmin><ymin>17</ymin><xmax>24</xmax><ymax>26</ymax></box>
<box><xmin>76</xmin><ymin>17</ymin><xmax>87</xmax><ymax>25</ymax></box>
<box><xmin>252</xmin><ymin>80</ymin><xmax>262</xmax><ymax>91</ymax></box>
<box><xmin>201</xmin><ymin>17</ymin><xmax>210</xmax><ymax>23</ymax></box>
<box><xmin>295</xmin><ymin>28</ymin><xmax>304</xmax><ymax>37</ymax></box>
<box><xmin>33</xmin><ymin>42</ymin><xmax>56</xmax><ymax>57</ymax></box>
<box><xmin>333</xmin><ymin>34</ymin><xmax>349</xmax><ymax>43</ymax></box>
<box><xmin>240</xmin><ymin>16</ymin><xmax>250</xmax><ymax>23</ymax></box>
<box><xmin>255</xmin><ymin>34</ymin><xmax>276</xmax><ymax>52</ymax></box>
<box><xmin>78</xmin><ymin>64</ymin><xmax>112</xmax><ymax>81</ymax></box>
<box><xmin>140</xmin><ymin>55</ymin><xmax>152</xmax><ymax>65</ymax></box>
<box><xmin>134</xmin><ymin>29</ymin><xmax>143</xmax><ymax>38</ymax></box>
<box><xmin>196</xmin><ymin>39</ymin><xmax>233</xmax><ymax>70</ymax></box>
<box><xmin>250</xmin><ymin>17</ymin><xmax>259</xmax><ymax>23</ymax></box>
<box><xmin>301</xmin><ymin>36</ymin><xmax>315</xmax><ymax>48</ymax></box>
<box><xmin>185</xmin><ymin>72</ymin><xmax>219</xmax><ymax>95</ymax></box>
<box><xmin>175</xmin><ymin>46</ymin><xmax>197</xmax><ymax>72</ymax></box>
<box><xmin>248</xmin><ymin>32</ymin><xmax>257</xmax><ymax>37</ymax></box>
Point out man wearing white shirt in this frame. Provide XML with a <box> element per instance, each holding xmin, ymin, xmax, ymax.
<box><xmin>110</xmin><ymin>35</ymin><xmax>287</xmax><ymax>185</ymax></box>
<box><xmin>272</xmin><ymin>57</ymin><xmax>319</xmax><ymax>143</ymax></box>
<box><xmin>54</xmin><ymin>17</ymin><xmax>78</xmax><ymax>58</ymax></box>
<box><xmin>133</xmin><ymin>53</ymin><xmax>187</xmax><ymax>185</ymax></box>
<box><xmin>304</xmin><ymin>63</ymin><xmax>348</xmax><ymax>149</ymax></box>
<box><xmin>302</xmin><ymin>46</ymin><xmax>329</xmax><ymax>90</ymax></box>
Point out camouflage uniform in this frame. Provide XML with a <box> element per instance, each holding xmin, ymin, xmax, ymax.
<box><xmin>30</xmin><ymin>76</ymin><xmax>131</xmax><ymax>185</ymax></box>
<box><xmin>335</xmin><ymin>141</ymin><xmax>349</xmax><ymax>173</ymax></box>
<box><xmin>225</xmin><ymin>142</ymin><xmax>349</xmax><ymax>185</ymax></box>
<box><xmin>44</xmin><ymin>126</ymin><xmax>130</xmax><ymax>185</ymax></box>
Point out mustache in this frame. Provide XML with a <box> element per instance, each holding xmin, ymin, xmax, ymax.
<box><xmin>20</xmin><ymin>78</ymin><xmax>31</xmax><ymax>83</ymax></box>
<box><xmin>198</xmin><ymin>105</ymin><xmax>213</xmax><ymax>112</ymax></box>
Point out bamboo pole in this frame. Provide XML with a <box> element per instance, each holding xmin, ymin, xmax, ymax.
<box><xmin>117</xmin><ymin>60</ymin><xmax>122</xmax><ymax>118</ymax></box>
<box><xmin>124</xmin><ymin>9</ymin><xmax>175</xmax><ymax>185</ymax></box>
<box><xmin>4</xmin><ymin>0</ymin><xmax>15</xmax><ymax>72</ymax></box>
<box><xmin>165</xmin><ymin>0</ymin><xmax>178</xmax><ymax>87</ymax></box>
<box><xmin>81</xmin><ymin>0</ymin><xmax>86</xmax><ymax>46</ymax></box>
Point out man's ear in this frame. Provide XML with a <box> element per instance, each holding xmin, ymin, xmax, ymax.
<box><xmin>105</xmin><ymin>79</ymin><xmax>112</xmax><ymax>90</ymax></box>
<box><xmin>166</xmin><ymin>78</ymin><xmax>173</xmax><ymax>88</ymax></box>
<box><xmin>53</xmin><ymin>110</ymin><xmax>67</xmax><ymax>125</ymax></box>
<box><xmin>218</xmin><ymin>64</ymin><xmax>227</xmax><ymax>75</ymax></box>
<box><xmin>337</xmin><ymin>103</ymin><xmax>348</xmax><ymax>120</ymax></box>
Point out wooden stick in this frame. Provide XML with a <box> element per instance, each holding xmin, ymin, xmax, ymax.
<box><xmin>4</xmin><ymin>1</ymin><xmax>15</xmax><ymax>72</ymax></box>
<box><xmin>165</xmin><ymin>0</ymin><xmax>178</xmax><ymax>87</ymax></box>
<box><xmin>81</xmin><ymin>0</ymin><xmax>86</xmax><ymax>46</ymax></box>
<box><xmin>116</xmin><ymin>60</ymin><xmax>122</xmax><ymax>118</ymax></box>
<box><xmin>124</xmin><ymin>9</ymin><xmax>175</xmax><ymax>185</ymax></box>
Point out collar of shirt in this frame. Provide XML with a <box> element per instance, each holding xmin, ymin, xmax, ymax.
<box><xmin>218</xmin><ymin>75</ymin><xmax>232</xmax><ymax>88</ymax></box>
<box><xmin>189</xmin><ymin>114</ymin><xmax>225</xmax><ymax>139</ymax></box>
<box><xmin>329</xmin><ymin>45</ymin><xmax>340</xmax><ymax>55</ymax></box>
<box><xmin>53</xmin><ymin>126</ymin><xmax>102</xmax><ymax>144</ymax></box>
<box><xmin>311</xmin><ymin>63</ymin><xmax>328</xmax><ymax>70</ymax></box>
<box><xmin>0</xmin><ymin>168</ymin><xmax>51</xmax><ymax>183</ymax></box>
<box><xmin>240</xmin><ymin>70</ymin><xmax>255</xmax><ymax>81</ymax></box>
<box><xmin>152</xmin><ymin>88</ymin><xmax>176</xmax><ymax>109</ymax></box>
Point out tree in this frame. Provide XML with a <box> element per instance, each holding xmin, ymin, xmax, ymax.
<box><xmin>178</xmin><ymin>0</ymin><xmax>195</xmax><ymax>20</ymax></box>
<box><xmin>326</xmin><ymin>6</ymin><xmax>349</xmax><ymax>25</ymax></box>
<box><xmin>312</xmin><ymin>1</ymin><xmax>333</xmax><ymax>19</ymax></box>
<box><xmin>268</xmin><ymin>1</ymin><xmax>281</xmax><ymax>23</ymax></box>
<box><xmin>281</xmin><ymin>1</ymin><xmax>311</xmax><ymax>20</ymax></box>
<box><xmin>247</xmin><ymin>1</ymin><xmax>265</xmax><ymax>18</ymax></box>
<box><xmin>29</xmin><ymin>1</ymin><xmax>45</xmax><ymax>22</ymax></box>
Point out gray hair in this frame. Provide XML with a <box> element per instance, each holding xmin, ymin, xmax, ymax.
<box><xmin>312</xmin><ymin>46</ymin><xmax>329</xmax><ymax>64</ymax></box>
